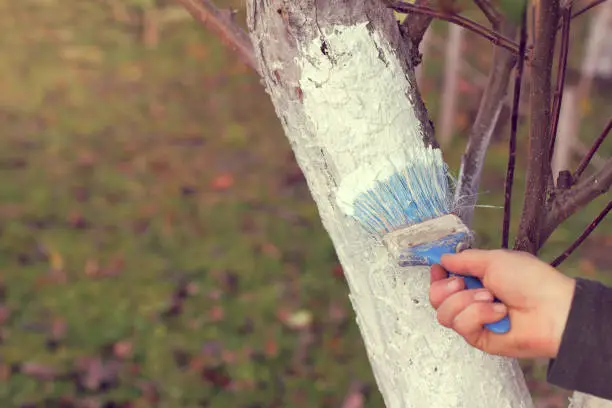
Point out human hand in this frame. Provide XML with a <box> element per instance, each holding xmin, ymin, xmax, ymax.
<box><xmin>429</xmin><ymin>249</ymin><xmax>576</xmax><ymax>359</ymax></box>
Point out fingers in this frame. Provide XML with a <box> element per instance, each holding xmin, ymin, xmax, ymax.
<box><xmin>436</xmin><ymin>289</ymin><xmax>493</xmax><ymax>328</ymax></box>
<box><xmin>440</xmin><ymin>249</ymin><xmax>506</xmax><ymax>278</ymax></box>
<box><xmin>430</xmin><ymin>264</ymin><xmax>448</xmax><ymax>283</ymax></box>
<box><xmin>429</xmin><ymin>274</ymin><xmax>464</xmax><ymax>309</ymax></box>
<box><xmin>452</xmin><ymin>301</ymin><xmax>508</xmax><ymax>347</ymax></box>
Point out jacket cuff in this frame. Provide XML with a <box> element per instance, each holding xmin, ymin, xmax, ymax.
<box><xmin>547</xmin><ymin>278</ymin><xmax>612</xmax><ymax>400</ymax></box>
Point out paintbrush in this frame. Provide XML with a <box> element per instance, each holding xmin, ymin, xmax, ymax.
<box><xmin>336</xmin><ymin>147</ymin><xmax>510</xmax><ymax>334</ymax></box>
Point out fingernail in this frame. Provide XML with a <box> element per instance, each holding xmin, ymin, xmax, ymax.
<box><xmin>493</xmin><ymin>303</ymin><xmax>507</xmax><ymax>313</ymax></box>
<box><xmin>474</xmin><ymin>291</ymin><xmax>492</xmax><ymax>302</ymax></box>
<box><xmin>447</xmin><ymin>278</ymin><xmax>460</xmax><ymax>291</ymax></box>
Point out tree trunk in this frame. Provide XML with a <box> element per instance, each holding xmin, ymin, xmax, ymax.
<box><xmin>246</xmin><ymin>1</ymin><xmax>532</xmax><ymax>407</ymax></box>
<box><xmin>570</xmin><ymin>392</ymin><xmax>612</xmax><ymax>408</ymax></box>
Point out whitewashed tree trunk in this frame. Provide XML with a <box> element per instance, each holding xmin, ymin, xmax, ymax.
<box><xmin>570</xmin><ymin>393</ymin><xmax>612</xmax><ymax>408</ymax></box>
<box><xmin>246</xmin><ymin>1</ymin><xmax>532</xmax><ymax>407</ymax></box>
<box><xmin>438</xmin><ymin>25</ymin><xmax>463</xmax><ymax>147</ymax></box>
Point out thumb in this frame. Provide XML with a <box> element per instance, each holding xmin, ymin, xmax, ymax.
<box><xmin>440</xmin><ymin>249</ymin><xmax>497</xmax><ymax>279</ymax></box>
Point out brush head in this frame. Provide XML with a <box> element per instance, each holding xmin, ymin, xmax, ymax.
<box><xmin>336</xmin><ymin>147</ymin><xmax>453</xmax><ymax>237</ymax></box>
<box><xmin>382</xmin><ymin>214</ymin><xmax>473</xmax><ymax>266</ymax></box>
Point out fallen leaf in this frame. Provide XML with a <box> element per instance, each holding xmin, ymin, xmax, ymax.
<box><xmin>210</xmin><ymin>305</ymin><xmax>224</xmax><ymax>322</ymax></box>
<box><xmin>211</xmin><ymin>173</ymin><xmax>234</xmax><ymax>191</ymax></box>
<box><xmin>285</xmin><ymin>310</ymin><xmax>313</xmax><ymax>330</ymax></box>
<box><xmin>261</xmin><ymin>243</ymin><xmax>281</xmax><ymax>259</ymax></box>
<box><xmin>265</xmin><ymin>339</ymin><xmax>278</xmax><ymax>358</ymax></box>
<box><xmin>49</xmin><ymin>249</ymin><xmax>64</xmax><ymax>272</ymax></box>
<box><xmin>113</xmin><ymin>340</ymin><xmax>133</xmax><ymax>360</ymax></box>
<box><xmin>84</xmin><ymin>259</ymin><xmax>101</xmax><ymax>277</ymax></box>
<box><xmin>332</xmin><ymin>264</ymin><xmax>344</xmax><ymax>279</ymax></box>
<box><xmin>201</xmin><ymin>365</ymin><xmax>231</xmax><ymax>389</ymax></box>
<box><xmin>0</xmin><ymin>306</ymin><xmax>10</xmax><ymax>325</ymax></box>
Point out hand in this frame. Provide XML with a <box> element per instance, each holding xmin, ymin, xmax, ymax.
<box><xmin>429</xmin><ymin>249</ymin><xmax>576</xmax><ymax>359</ymax></box>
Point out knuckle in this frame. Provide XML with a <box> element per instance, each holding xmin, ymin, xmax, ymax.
<box><xmin>436</xmin><ymin>311</ymin><xmax>451</xmax><ymax>328</ymax></box>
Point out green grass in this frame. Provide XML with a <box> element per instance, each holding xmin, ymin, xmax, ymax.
<box><xmin>0</xmin><ymin>1</ymin><xmax>609</xmax><ymax>407</ymax></box>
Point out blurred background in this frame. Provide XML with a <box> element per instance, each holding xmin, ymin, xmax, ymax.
<box><xmin>0</xmin><ymin>0</ymin><xmax>609</xmax><ymax>406</ymax></box>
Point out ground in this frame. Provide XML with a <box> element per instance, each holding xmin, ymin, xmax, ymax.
<box><xmin>0</xmin><ymin>0</ymin><xmax>609</xmax><ymax>407</ymax></box>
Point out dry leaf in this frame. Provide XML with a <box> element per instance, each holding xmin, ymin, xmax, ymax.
<box><xmin>211</xmin><ymin>173</ymin><xmax>234</xmax><ymax>191</ymax></box>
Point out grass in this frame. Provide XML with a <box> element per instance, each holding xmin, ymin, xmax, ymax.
<box><xmin>0</xmin><ymin>1</ymin><xmax>609</xmax><ymax>407</ymax></box>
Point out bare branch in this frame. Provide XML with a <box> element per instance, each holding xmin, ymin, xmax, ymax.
<box><xmin>502</xmin><ymin>6</ymin><xmax>527</xmax><ymax>249</ymax></box>
<box><xmin>388</xmin><ymin>2</ymin><xmax>520</xmax><ymax>55</ymax></box>
<box><xmin>399</xmin><ymin>0</ymin><xmax>434</xmax><ymax>67</ymax></box>
<box><xmin>550</xmin><ymin>200</ymin><xmax>612</xmax><ymax>267</ymax></box>
<box><xmin>473</xmin><ymin>0</ymin><xmax>503</xmax><ymax>28</ymax></box>
<box><xmin>572</xmin><ymin>0</ymin><xmax>610</xmax><ymax>20</ymax></box>
<box><xmin>542</xmin><ymin>160</ymin><xmax>612</xmax><ymax>244</ymax></box>
<box><xmin>514</xmin><ymin>0</ymin><xmax>560</xmax><ymax>254</ymax></box>
<box><xmin>174</xmin><ymin>0</ymin><xmax>258</xmax><ymax>73</ymax></box>
<box><xmin>548</xmin><ymin>6</ymin><xmax>572</xmax><ymax>165</ymax></box>
<box><xmin>455</xmin><ymin>22</ymin><xmax>517</xmax><ymax>225</ymax></box>
<box><xmin>573</xmin><ymin>119</ymin><xmax>612</xmax><ymax>180</ymax></box>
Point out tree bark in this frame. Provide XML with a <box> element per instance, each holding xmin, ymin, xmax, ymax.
<box><xmin>515</xmin><ymin>0</ymin><xmax>559</xmax><ymax>254</ymax></box>
<box><xmin>246</xmin><ymin>1</ymin><xmax>532</xmax><ymax>407</ymax></box>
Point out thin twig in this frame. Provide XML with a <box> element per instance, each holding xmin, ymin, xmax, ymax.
<box><xmin>174</xmin><ymin>0</ymin><xmax>258</xmax><ymax>72</ymax></box>
<box><xmin>550</xmin><ymin>200</ymin><xmax>612</xmax><ymax>267</ymax></box>
<box><xmin>572</xmin><ymin>0</ymin><xmax>609</xmax><ymax>19</ymax></box>
<box><xmin>389</xmin><ymin>2</ymin><xmax>520</xmax><ymax>55</ymax></box>
<box><xmin>548</xmin><ymin>6</ymin><xmax>572</xmax><ymax>163</ymax></box>
<box><xmin>473</xmin><ymin>0</ymin><xmax>503</xmax><ymax>28</ymax></box>
<box><xmin>542</xmin><ymin>160</ymin><xmax>612</xmax><ymax>244</ymax></box>
<box><xmin>573</xmin><ymin>119</ymin><xmax>612</xmax><ymax>180</ymax></box>
<box><xmin>502</xmin><ymin>6</ymin><xmax>527</xmax><ymax>249</ymax></box>
<box><xmin>515</xmin><ymin>0</ymin><xmax>560</xmax><ymax>254</ymax></box>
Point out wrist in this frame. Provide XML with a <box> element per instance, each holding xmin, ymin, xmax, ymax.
<box><xmin>549</xmin><ymin>277</ymin><xmax>576</xmax><ymax>358</ymax></box>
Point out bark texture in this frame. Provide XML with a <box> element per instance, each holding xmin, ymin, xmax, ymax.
<box><xmin>246</xmin><ymin>1</ymin><xmax>532</xmax><ymax>407</ymax></box>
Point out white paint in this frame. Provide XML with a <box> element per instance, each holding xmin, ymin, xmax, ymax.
<box><xmin>297</xmin><ymin>23</ymin><xmax>441</xmax><ymax>215</ymax></box>
<box><xmin>249</xmin><ymin>10</ymin><xmax>533</xmax><ymax>407</ymax></box>
<box><xmin>570</xmin><ymin>392</ymin><xmax>612</xmax><ymax>408</ymax></box>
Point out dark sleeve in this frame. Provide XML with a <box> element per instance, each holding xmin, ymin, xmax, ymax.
<box><xmin>547</xmin><ymin>277</ymin><xmax>612</xmax><ymax>400</ymax></box>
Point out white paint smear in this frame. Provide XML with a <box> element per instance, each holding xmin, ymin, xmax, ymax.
<box><xmin>297</xmin><ymin>22</ymin><xmax>443</xmax><ymax>215</ymax></box>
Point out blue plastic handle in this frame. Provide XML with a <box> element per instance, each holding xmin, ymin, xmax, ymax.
<box><xmin>404</xmin><ymin>234</ymin><xmax>510</xmax><ymax>334</ymax></box>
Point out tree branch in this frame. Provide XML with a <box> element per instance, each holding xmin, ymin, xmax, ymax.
<box><xmin>399</xmin><ymin>0</ymin><xmax>434</xmax><ymax>66</ymax></box>
<box><xmin>542</xmin><ymin>160</ymin><xmax>612</xmax><ymax>244</ymax></box>
<box><xmin>514</xmin><ymin>0</ymin><xmax>559</xmax><ymax>254</ymax></box>
<box><xmin>573</xmin><ymin>119</ymin><xmax>612</xmax><ymax>181</ymax></box>
<box><xmin>388</xmin><ymin>2</ymin><xmax>520</xmax><ymax>55</ymax></box>
<box><xmin>502</xmin><ymin>6</ymin><xmax>527</xmax><ymax>249</ymax></box>
<box><xmin>455</xmin><ymin>22</ymin><xmax>517</xmax><ymax>226</ymax></box>
<box><xmin>572</xmin><ymin>0</ymin><xmax>609</xmax><ymax>20</ymax></box>
<box><xmin>548</xmin><ymin>6</ymin><xmax>572</xmax><ymax>166</ymax></box>
<box><xmin>550</xmin><ymin>200</ymin><xmax>612</xmax><ymax>267</ymax></box>
<box><xmin>473</xmin><ymin>0</ymin><xmax>503</xmax><ymax>28</ymax></box>
<box><xmin>174</xmin><ymin>0</ymin><xmax>258</xmax><ymax>73</ymax></box>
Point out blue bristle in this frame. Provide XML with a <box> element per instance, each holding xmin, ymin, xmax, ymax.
<box><xmin>351</xmin><ymin>159</ymin><xmax>453</xmax><ymax>237</ymax></box>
